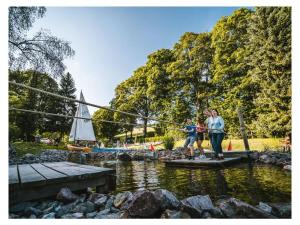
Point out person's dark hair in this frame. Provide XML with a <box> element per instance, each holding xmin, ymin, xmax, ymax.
<box><xmin>211</xmin><ymin>109</ymin><xmax>219</xmax><ymax>115</ymax></box>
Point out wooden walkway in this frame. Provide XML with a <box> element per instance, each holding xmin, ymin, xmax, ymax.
<box><xmin>164</xmin><ymin>157</ymin><xmax>242</xmax><ymax>168</ymax></box>
<box><xmin>9</xmin><ymin>161</ymin><xmax>116</xmax><ymax>205</ymax></box>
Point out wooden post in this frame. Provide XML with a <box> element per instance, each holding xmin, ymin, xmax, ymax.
<box><xmin>237</xmin><ymin>108</ymin><xmax>250</xmax><ymax>151</ymax></box>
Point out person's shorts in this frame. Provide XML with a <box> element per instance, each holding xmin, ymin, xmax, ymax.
<box><xmin>196</xmin><ymin>133</ymin><xmax>204</xmax><ymax>141</ymax></box>
<box><xmin>184</xmin><ymin>136</ymin><xmax>196</xmax><ymax>148</ymax></box>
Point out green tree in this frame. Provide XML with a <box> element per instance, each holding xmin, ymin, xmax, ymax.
<box><xmin>247</xmin><ymin>7</ymin><xmax>291</xmax><ymax>137</ymax></box>
<box><xmin>92</xmin><ymin>107</ymin><xmax>120</xmax><ymax>141</ymax></box>
<box><xmin>210</xmin><ymin>8</ymin><xmax>257</xmax><ymax>136</ymax></box>
<box><xmin>9</xmin><ymin>7</ymin><xmax>75</xmax><ymax>78</ymax></box>
<box><xmin>57</xmin><ymin>72</ymin><xmax>77</xmax><ymax>136</ymax></box>
<box><xmin>9</xmin><ymin>70</ymin><xmax>61</xmax><ymax>140</ymax></box>
<box><xmin>167</xmin><ymin>32</ymin><xmax>213</xmax><ymax>122</ymax></box>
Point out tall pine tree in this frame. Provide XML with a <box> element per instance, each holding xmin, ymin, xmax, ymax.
<box><xmin>58</xmin><ymin>72</ymin><xmax>77</xmax><ymax>136</ymax></box>
<box><xmin>247</xmin><ymin>7</ymin><xmax>291</xmax><ymax>137</ymax></box>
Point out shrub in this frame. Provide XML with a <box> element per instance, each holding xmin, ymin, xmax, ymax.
<box><xmin>163</xmin><ymin>136</ymin><xmax>175</xmax><ymax>150</ymax></box>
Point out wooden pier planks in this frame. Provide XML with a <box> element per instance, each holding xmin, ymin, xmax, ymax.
<box><xmin>9</xmin><ymin>161</ymin><xmax>116</xmax><ymax>205</ymax></box>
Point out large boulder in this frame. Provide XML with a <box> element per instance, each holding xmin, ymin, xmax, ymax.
<box><xmin>153</xmin><ymin>189</ymin><xmax>181</xmax><ymax>210</ymax></box>
<box><xmin>181</xmin><ymin>195</ymin><xmax>214</xmax><ymax>218</ymax></box>
<box><xmin>113</xmin><ymin>191</ymin><xmax>133</xmax><ymax>208</ymax></box>
<box><xmin>56</xmin><ymin>187</ymin><xmax>79</xmax><ymax>203</ymax></box>
<box><xmin>217</xmin><ymin>198</ymin><xmax>276</xmax><ymax>218</ymax></box>
<box><xmin>121</xmin><ymin>190</ymin><xmax>161</xmax><ymax>218</ymax></box>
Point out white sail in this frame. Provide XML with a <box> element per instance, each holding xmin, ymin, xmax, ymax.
<box><xmin>69</xmin><ymin>91</ymin><xmax>96</xmax><ymax>142</ymax></box>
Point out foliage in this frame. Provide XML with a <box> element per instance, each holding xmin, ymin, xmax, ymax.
<box><xmin>9</xmin><ymin>7</ymin><xmax>74</xmax><ymax>78</ymax></box>
<box><xmin>247</xmin><ymin>7</ymin><xmax>291</xmax><ymax>137</ymax></box>
<box><xmin>92</xmin><ymin>107</ymin><xmax>120</xmax><ymax>141</ymax></box>
<box><xmin>57</xmin><ymin>72</ymin><xmax>77</xmax><ymax>135</ymax></box>
<box><xmin>111</xmin><ymin>7</ymin><xmax>291</xmax><ymax>139</ymax></box>
<box><xmin>11</xmin><ymin>141</ymin><xmax>67</xmax><ymax>157</ymax></box>
<box><xmin>9</xmin><ymin>70</ymin><xmax>77</xmax><ymax>141</ymax></box>
<box><xmin>163</xmin><ymin>136</ymin><xmax>175</xmax><ymax>150</ymax></box>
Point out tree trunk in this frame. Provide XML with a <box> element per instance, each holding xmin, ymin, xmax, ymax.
<box><xmin>143</xmin><ymin>118</ymin><xmax>147</xmax><ymax>139</ymax></box>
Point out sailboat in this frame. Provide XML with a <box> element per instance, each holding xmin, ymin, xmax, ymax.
<box><xmin>67</xmin><ymin>91</ymin><xmax>96</xmax><ymax>152</ymax></box>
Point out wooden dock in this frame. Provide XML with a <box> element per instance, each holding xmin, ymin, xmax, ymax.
<box><xmin>164</xmin><ymin>157</ymin><xmax>242</xmax><ymax>168</ymax></box>
<box><xmin>9</xmin><ymin>161</ymin><xmax>116</xmax><ymax>205</ymax></box>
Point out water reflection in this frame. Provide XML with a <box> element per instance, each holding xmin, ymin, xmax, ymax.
<box><xmin>89</xmin><ymin>160</ymin><xmax>291</xmax><ymax>205</ymax></box>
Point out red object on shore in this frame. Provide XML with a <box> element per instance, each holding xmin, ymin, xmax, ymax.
<box><xmin>227</xmin><ymin>140</ymin><xmax>233</xmax><ymax>151</ymax></box>
<box><xmin>149</xmin><ymin>144</ymin><xmax>155</xmax><ymax>151</ymax></box>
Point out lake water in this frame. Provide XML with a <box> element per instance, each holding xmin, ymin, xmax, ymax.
<box><xmin>89</xmin><ymin>160</ymin><xmax>291</xmax><ymax>205</ymax></box>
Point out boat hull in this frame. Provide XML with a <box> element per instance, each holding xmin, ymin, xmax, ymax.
<box><xmin>67</xmin><ymin>144</ymin><xmax>91</xmax><ymax>153</ymax></box>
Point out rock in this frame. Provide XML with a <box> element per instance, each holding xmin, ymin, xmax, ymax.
<box><xmin>94</xmin><ymin>209</ymin><xmax>111</xmax><ymax>218</ymax></box>
<box><xmin>208</xmin><ymin>207</ymin><xmax>224</xmax><ymax>218</ymax></box>
<box><xmin>43</xmin><ymin>201</ymin><xmax>61</xmax><ymax>214</ymax></box>
<box><xmin>217</xmin><ymin>198</ymin><xmax>276</xmax><ymax>218</ymax></box>
<box><xmin>10</xmin><ymin>202</ymin><xmax>38</xmax><ymax>213</ymax></box>
<box><xmin>105</xmin><ymin>196</ymin><xmax>115</xmax><ymax>209</ymax></box>
<box><xmin>61</xmin><ymin>213</ymin><xmax>84</xmax><ymax>219</ymax></box>
<box><xmin>202</xmin><ymin>211</ymin><xmax>212</xmax><ymax>218</ymax></box>
<box><xmin>110</xmin><ymin>207</ymin><xmax>120</xmax><ymax>213</ymax></box>
<box><xmin>56</xmin><ymin>187</ymin><xmax>79</xmax><ymax>203</ymax></box>
<box><xmin>113</xmin><ymin>191</ymin><xmax>133</xmax><ymax>208</ymax></box>
<box><xmin>121</xmin><ymin>190</ymin><xmax>161</xmax><ymax>218</ymax></box>
<box><xmin>29</xmin><ymin>214</ymin><xmax>37</xmax><ymax>219</ymax></box>
<box><xmin>118</xmin><ymin>153</ymin><xmax>132</xmax><ymax>161</ymax></box>
<box><xmin>24</xmin><ymin>153</ymin><xmax>36</xmax><ymax>160</ymax></box>
<box><xmin>55</xmin><ymin>202</ymin><xmax>77</xmax><ymax>218</ymax></box>
<box><xmin>269</xmin><ymin>203</ymin><xmax>291</xmax><ymax>218</ymax></box>
<box><xmin>257</xmin><ymin>202</ymin><xmax>272</xmax><ymax>214</ymax></box>
<box><xmin>42</xmin><ymin>212</ymin><xmax>56</xmax><ymax>219</ymax></box>
<box><xmin>24</xmin><ymin>207</ymin><xmax>43</xmax><ymax>217</ymax></box>
<box><xmin>73</xmin><ymin>201</ymin><xmax>95</xmax><ymax>214</ymax></box>
<box><xmin>283</xmin><ymin>165</ymin><xmax>291</xmax><ymax>171</ymax></box>
<box><xmin>88</xmin><ymin>193</ymin><xmax>106</xmax><ymax>203</ymax></box>
<box><xmin>86</xmin><ymin>211</ymin><xmax>98</xmax><ymax>218</ymax></box>
<box><xmin>119</xmin><ymin>211</ymin><xmax>130</xmax><ymax>218</ymax></box>
<box><xmin>160</xmin><ymin>209</ymin><xmax>191</xmax><ymax>219</ymax></box>
<box><xmin>94</xmin><ymin>195</ymin><xmax>108</xmax><ymax>207</ymax></box>
<box><xmin>181</xmin><ymin>195</ymin><xmax>214</xmax><ymax>218</ymax></box>
<box><xmin>71</xmin><ymin>212</ymin><xmax>84</xmax><ymax>219</ymax></box>
<box><xmin>95</xmin><ymin>213</ymin><xmax>121</xmax><ymax>219</ymax></box>
<box><xmin>9</xmin><ymin>213</ymin><xmax>20</xmax><ymax>219</ymax></box>
<box><xmin>153</xmin><ymin>189</ymin><xmax>181</xmax><ymax>210</ymax></box>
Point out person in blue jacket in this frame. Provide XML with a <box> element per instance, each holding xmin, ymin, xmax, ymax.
<box><xmin>182</xmin><ymin>118</ymin><xmax>197</xmax><ymax>160</ymax></box>
<box><xmin>209</xmin><ymin>109</ymin><xmax>225</xmax><ymax>160</ymax></box>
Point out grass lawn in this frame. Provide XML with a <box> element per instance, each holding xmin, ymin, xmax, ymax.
<box><xmin>143</xmin><ymin>138</ymin><xmax>284</xmax><ymax>151</ymax></box>
<box><xmin>11</xmin><ymin>142</ymin><xmax>68</xmax><ymax>157</ymax></box>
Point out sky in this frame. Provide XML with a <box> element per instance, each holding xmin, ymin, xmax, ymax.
<box><xmin>30</xmin><ymin>7</ymin><xmax>241</xmax><ymax>115</ymax></box>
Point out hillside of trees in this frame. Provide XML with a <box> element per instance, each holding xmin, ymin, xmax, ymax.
<box><xmin>9</xmin><ymin>7</ymin><xmax>291</xmax><ymax>143</ymax></box>
<box><xmin>93</xmin><ymin>7</ymin><xmax>291</xmax><ymax>140</ymax></box>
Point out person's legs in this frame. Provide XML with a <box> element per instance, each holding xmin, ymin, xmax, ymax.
<box><xmin>183</xmin><ymin>137</ymin><xmax>190</xmax><ymax>159</ymax></box>
<box><xmin>216</xmin><ymin>133</ymin><xmax>225</xmax><ymax>159</ymax></box>
<box><xmin>211</xmin><ymin>133</ymin><xmax>218</xmax><ymax>158</ymax></box>
<box><xmin>188</xmin><ymin>136</ymin><xmax>196</xmax><ymax>160</ymax></box>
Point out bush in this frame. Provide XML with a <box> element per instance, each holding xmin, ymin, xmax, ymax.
<box><xmin>163</xmin><ymin>136</ymin><xmax>175</xmax><ymax>150</ymax></box>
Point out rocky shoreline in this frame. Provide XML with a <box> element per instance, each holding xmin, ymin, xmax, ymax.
<box><xmin>9</xmin><ymin>187</ymin><xmax>291</xmax><ymax>219</ymax></box>
<box><xmin>9</xmin><ymin>148</ymin><xmax>292</xmax><ymax>172</ymax></box>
